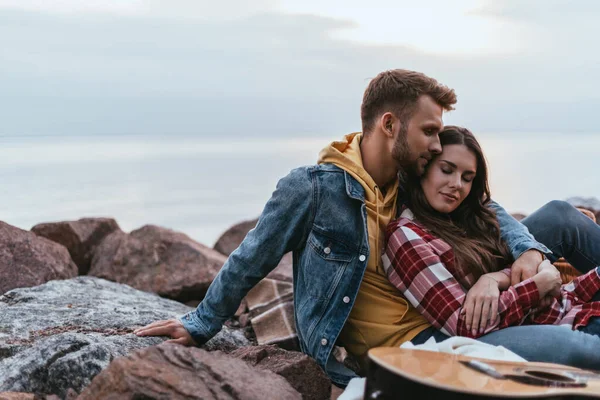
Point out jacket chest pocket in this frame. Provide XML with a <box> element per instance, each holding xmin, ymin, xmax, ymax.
<box><xmin>299</xmin><ymin>229</ymin><xmax>355</xmax><ymax>300</ymax></box>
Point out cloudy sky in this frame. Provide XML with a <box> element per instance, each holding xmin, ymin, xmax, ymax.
<box><xmin>1</xmin><ymin>0</ymin><xmax>599</xmax><ymax>137</ymax></box>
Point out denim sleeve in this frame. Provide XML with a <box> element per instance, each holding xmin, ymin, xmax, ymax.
<box><xmin>489</xmin><ymin>200</ymin><xmax>550</xmax><ymax>260</ymax></box>
<box><xmin>179</xmin><ymin>167</ymin><xmax>314</xmax><ymax>344</ymax></box>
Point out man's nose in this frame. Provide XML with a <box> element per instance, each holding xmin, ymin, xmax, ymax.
<box><xmin>430</xmin><ymin>135</ymin><xmax>442</xmax><ymax>154</ymax></box>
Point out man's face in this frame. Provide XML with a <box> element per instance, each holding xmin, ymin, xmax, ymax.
<box><xmin>391</xmin><ymin>95</ymin><xmax>444</xmax><ymax>176</ymax></box>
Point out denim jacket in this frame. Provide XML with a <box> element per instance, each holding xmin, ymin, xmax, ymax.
<box><xmin>180</xmin><ymin>164</ymin><xmax>550</xmax><ymax>386</ymax></box>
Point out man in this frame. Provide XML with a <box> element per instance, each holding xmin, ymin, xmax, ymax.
<box><xmin>135</xmin><ymin>69</ymin><xmax>600</xmax><ymax>386</ymax></box>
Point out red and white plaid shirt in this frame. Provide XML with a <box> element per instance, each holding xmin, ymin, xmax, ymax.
<box><xmin>382</xmin><ymin>208</ymin><xmax>600</xmax><ymax>338</ymax></box>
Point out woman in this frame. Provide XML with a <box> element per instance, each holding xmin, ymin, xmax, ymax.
<box><xmin>384</xmin><ymin>126</ymin><xmax>600</xmax><ymax>345</ymax></box>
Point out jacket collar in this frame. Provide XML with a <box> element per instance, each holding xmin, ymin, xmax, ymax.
<box><xmin>344</xmin><ymin>171</ymin><xmax>366</xmax><ymax>202</ymax></box>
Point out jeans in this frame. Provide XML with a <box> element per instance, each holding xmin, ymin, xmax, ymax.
<box><xmin>414</xmin><ymin>200</ymin><xmax>600</xmax><ymax>370</ymax></box>
<box><xmin>580</xmin><ymin>317</ymin><xmax>600</xmax><ymax>337</ymax></box>
<box><xmin>521</xmin><ymin>200</ymin><xmax>600</xmax><ymax>273</ymax></box>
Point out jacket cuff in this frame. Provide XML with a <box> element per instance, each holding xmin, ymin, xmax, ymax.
<box><xmin>179</xmin><ymin>310</ymin><xmax>214</xmax><ymax>345</ymax></box>
<box><xmin>509</xmin><ymin>240</ymin><xmax>551</xmax><ymax>262</ymax></box>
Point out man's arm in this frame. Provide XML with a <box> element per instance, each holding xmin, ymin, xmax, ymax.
<box><xmin>489</xmin><ymin>200</ymin><xmax>552</xmax><ymax>285</ymax></box>
<box><xmin>135</xmin><ymin>167</ymin><xmax>315</xmax><ymax>345</ymax></box>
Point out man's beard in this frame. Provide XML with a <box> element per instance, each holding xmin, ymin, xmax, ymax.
<box><xmin>391</xmin><ymin>123</ymin><xmax>417</xmax><ymax>174</ymax></box>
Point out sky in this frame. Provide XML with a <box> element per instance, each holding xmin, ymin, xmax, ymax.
<box><xmin>1</xmin><ymin>0</ymin><xmax>599</xmax><ymax>137</ymax></box>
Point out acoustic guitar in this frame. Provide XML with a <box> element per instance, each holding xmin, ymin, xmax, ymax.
<box><xmin>365</xmin><ymin>347</ymin><xmax>600</xmax><ymax>399</ymax></box>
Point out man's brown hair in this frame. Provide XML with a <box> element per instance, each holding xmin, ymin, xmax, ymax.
<box><xmin>361</xmin><ymin>69</ymin><xmax>457</xmax><ymax>133</ymax></box>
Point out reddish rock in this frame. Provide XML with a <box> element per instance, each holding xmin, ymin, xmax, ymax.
<box><xmin>0</xmin><ymin>393</ymin><xmax>39</xmax><ymax>400</ymax></box>
<box><xmin>31</xmin><ymin>218</ymin><xmax>120</xmax><ymax>275</ymax></box>
<box><xmin>0</xmin><ymin>222</ymin><xmax>78</xmax><ymax>295</ymax></box>
<box><xmin>331</xmin><ymin>385</ymin><xmax>344</xmax><ymax>400</ymax></box>
<box><xmin>510</xmin><ymin>213</ymin><xmax>527</xmax><ymax>221</ymax></box>
<box><xmin>88</xmin><ymin>225</ymin><xmax>227</xmax><ymax>303</ymax></box>
<box><xmin>213</xmin><ymin>218</ymin><xmax>258</xmax><ymax>256</ymax></box>
<box><xmin>230</xmin><ymin>345</ymin><xmax>331</xmax><ymax>400</ymax></box>
<box><xmin>77</xmin><ymin>344</ymin><xmax>300</xmax><ymax>400</ymax></box>
<box><xmin>213</xmin><ymin>218</ymin><xmax>293</xmax><ymax>281</ymax></box>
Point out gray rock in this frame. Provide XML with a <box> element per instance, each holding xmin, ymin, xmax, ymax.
<box><xmin>0</xmin><ymin>277</ymin><xmax>250</xmax><ymax>398</ymax></box>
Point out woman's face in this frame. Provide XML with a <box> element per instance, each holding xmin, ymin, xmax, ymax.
<box><xmin>421</xmin><ymin>144</ymin><xmax>477</xmax><ymax>214</ymax></box>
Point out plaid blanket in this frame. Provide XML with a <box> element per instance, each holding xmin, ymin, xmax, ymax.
<box><xmin>244</xmin><ymin>253</ymin><xmax>299</xmax><ymax>350</ymax></box>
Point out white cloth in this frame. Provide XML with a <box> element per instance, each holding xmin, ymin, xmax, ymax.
<box><xmin>337</xmin><ymin>337</ymin><xmax>526</xmax><ymax>400</ymax></box>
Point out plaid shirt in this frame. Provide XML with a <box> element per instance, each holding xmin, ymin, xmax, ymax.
<box><xmin>382</xmin><ymin>209</ymin><xmax>600</xmax><ymax>338</ymax></box>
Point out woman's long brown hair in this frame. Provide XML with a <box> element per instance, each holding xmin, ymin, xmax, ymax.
<box><xmin>403</xmin><ymin>126</ymin><xmax>512</xmax><ymax>279</ymax></box>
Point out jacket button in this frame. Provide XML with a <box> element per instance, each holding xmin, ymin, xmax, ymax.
<box><xmin>359</xmin><ymin>255</ymin><xmax>366</xmax><ymax>262</ymax></box>
<box><xmin>321</xmin><ymin>338</ymin><xmax>328</xmax><ymax>346</ymax></box>
<box><xmin>343</xmin><ymin>296</ymin><xmax>350</xmax><ymax>304</ymax></box>
<box><xmin>324</xmin><ymin>247</ymin><xmax>331</xmax><ymax>255</ymax></box>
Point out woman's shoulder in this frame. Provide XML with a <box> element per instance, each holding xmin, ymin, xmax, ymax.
<box><xmin>387</xmin><ymin>208</ymin><xmax>428</xmax><ymax>237</ymax></box>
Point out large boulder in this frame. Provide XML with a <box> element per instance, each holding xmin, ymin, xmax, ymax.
<box><xmin>31</xmin><ymin>218</ymin><xmax>120</xmax><ymax>275</ymax></box>
<box><xmin>0</xmin><ymin>221</ymin><xmax>77</xmax><ymax>295</ymax></box>
<box><xmin>214</xmin><ymin>218</ymin><xmax>258</xmax><ymax>256</ymax></box>
<box><xmin>0</xmin><ymin>277</ymin><xmax>251</xmax><ymax>398</ymax></box>
<box><xmin>77</xmin><ymin>344</ymin><xmax>301</xmax><ymax>400</ymax></box>
<box><xmin>213</xmin><ymin>219</ymin><xmax>292</xmax><ymax>282</ymax></box>
<box><xmin>88</xmin><ymin>225</ymin><xmax>227</xmax><ymax>303</ymax></box>
<box><xmin>230</xmin><ymin>345</ymin><xmax>331</xmax><ymax>400</ymax></box>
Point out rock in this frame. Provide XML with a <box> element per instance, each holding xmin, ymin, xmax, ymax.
<box><xmin>77</xmin><ymin>344</ymin><xmax>301</xmax><ymax>400</ymax></box>
<box><xmin>0</xmin><ymin>394</ymin><xmax>40</xmax><ymax>400</ymax></box>
<box><xmin>213</xmin><ymin>218</ymin><xmax>293</xmax><ymax>282</ymax></box>
<box><xmin>566</xmin><ymin>196</ymin><xmax>600</xmax><ymax>222</ymax></box>
<box><xmin>0</xmin><ymin>277</ymin><xmax>250</xmax><ymax>397</ymax></box>
<box><xmin>31</xmin><ymin>218</ymin><xmax>120</xmax><ymax>275</ymax></box>
<box><xmin>510</xmin><ymin>213</ymin><xmax>527</xmax><ymax>221</ymax></box>
<box><xmin>214</xmin><ymin>218</ymin><xmax>258</xmax><ymax>256</ymax></box>
<box><xmin>0</xmin><ymin>221</ymin><xmax>78</xmax><ymax>295</ymax></box>
<box><xmin>0</xmin><ymin>276</ymin><xmax>251</xmax><ymax>398</ymax></box>
<box><xmin>230</xmin><ymin>345</ymin><xmax>331</xmax><ymax>400</ymax></box>
<box><xmin>331</xmin><ymin>385</ymin><xmax>344</xmax><ymax>400</ymax></box>
<box><xmin>88</xmin><ymin>225</ymin><xmax>227</xmax><ymax>303</ymax></box>
<box><xmin>0</xmin><ymin>277</ymin><xmax>189</xmax><ymax>397</ymax></box>
<box><xmin>201</xmin><ymin>325</ymin><xmax>253</xmax><ymax>353</ymax></box>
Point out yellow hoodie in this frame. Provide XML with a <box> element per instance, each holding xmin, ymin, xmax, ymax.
<box><xmin>317</xmin><ymin>132</ymin><xmax>430</xmax><ymax>362</ymax></box>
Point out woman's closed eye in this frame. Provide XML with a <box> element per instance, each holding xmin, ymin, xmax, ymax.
<box><xmin>462</xmin><ymin>175</ymin><xmax>474</xmax><ymax>183</ymax></box>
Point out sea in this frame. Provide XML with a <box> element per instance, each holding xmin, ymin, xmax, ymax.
<box><xmin>1</xmin><ymin>132</ymin><xmax>598</xmax><ymax>247</ymax></box>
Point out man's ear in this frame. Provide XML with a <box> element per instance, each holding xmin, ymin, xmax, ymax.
<box><xmin>380</xmin><ymin>112</ymin><xmax>396</xmax><ymax>138</ymax></box>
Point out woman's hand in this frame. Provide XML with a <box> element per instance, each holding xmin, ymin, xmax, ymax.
<box><xmin>134</xmin><ymin>319</ymin><xmax>198</xmax><ymax>346</ymax></box>
<box><xmin>462</xmin><ymin>274</ymin><xmax>500</xmax><ymax>336</ymax></box>
<box><xmin>532</xmin><ymin>260</ymin><xmax>562</xmax><ymax>299</ymax></box>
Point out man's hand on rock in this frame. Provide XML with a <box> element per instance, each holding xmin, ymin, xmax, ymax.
<box><xmin>134</xmin><ymin>319</ymin><xmax>198</xmax><ymax>346</ymax></box>
<box><xmin>510</xmin><ymin>249</ymin><xmax>546</xmax><ymax>286</ymax></box>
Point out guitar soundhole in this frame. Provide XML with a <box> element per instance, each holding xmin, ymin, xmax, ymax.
<box><xmin>523</xmin><ymin>370</ymin><xmax>576</xmax><ymax>382</ymax></box>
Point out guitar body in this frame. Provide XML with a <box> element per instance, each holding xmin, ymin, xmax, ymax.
<box><xmin>365</xmin><ymin>348</ymin><xmax>600</xmax><ymax>399</ymax></box>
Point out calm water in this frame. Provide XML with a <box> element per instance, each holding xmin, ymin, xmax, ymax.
<box><xmin>1</xmin><ymin>133</ymin><xmax>598</xmax><ymax>247</ymax></box>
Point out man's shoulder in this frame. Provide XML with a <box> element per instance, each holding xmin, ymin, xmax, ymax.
<box><xmin>283</xmin><ymin>164</ymin><xmax>345</xmax><ymax>181</ymax></box>
<box><xmin>290</xmin><ymin>163</ymin><xmax>345</xmax><ymax>174</ymax></box>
